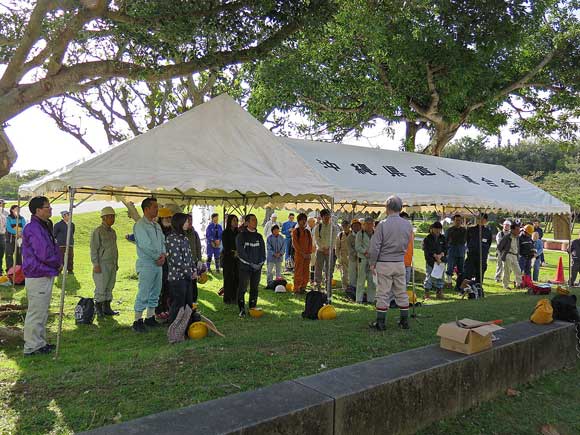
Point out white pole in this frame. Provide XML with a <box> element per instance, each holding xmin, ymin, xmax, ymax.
<box><xmin>55</xmin><ymin>187</ymin><xmax>75</xmax><ymax>358</ymax></box>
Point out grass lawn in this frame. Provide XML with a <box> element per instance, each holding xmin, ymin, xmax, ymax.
<box><xmin>0</xmin><ymin>208</ymin><xmax>578</xmax><ymax>435</ymax></box>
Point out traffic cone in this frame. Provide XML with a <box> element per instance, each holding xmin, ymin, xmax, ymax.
<box><xmin>550</xmin><ymin>256</ymin><xmax>566</xmax><ymax>284</ymax></box>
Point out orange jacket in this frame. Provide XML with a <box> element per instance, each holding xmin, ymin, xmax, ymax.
<box><xmin>404</xmin><ymin>233</ymin><xmax>414</xmax><ymax>267</ymax></box>
<box><xmin>292</xmin><ymin>227</ymin><xmax>313</xmax><ymax>259</ymax></box>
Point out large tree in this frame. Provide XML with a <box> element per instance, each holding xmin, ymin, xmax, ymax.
<box><xmin>0</xmin><ymin>0</ymin><xmax>332</xmax><ymax>174</ymax></box>
<box><xmin>248</xmin><ymin>0</ymin><xmax>579</xmax><ymax>154</ymax></box>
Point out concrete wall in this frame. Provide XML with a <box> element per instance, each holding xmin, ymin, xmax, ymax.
<box><xmin>81</xmin><ymin>321</ymin><xmax>577</xmax><ymax>435</ymax></box>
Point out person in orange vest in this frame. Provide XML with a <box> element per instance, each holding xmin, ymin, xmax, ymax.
<box><xmin>400</xmin><ymin>212</ymin><xmax>414</xmax><ymax>286</ymax></box>
<box><xmin>292</xmin><ymin>213</ymin><xmax>313</xmax><ymax>294</ymax></box>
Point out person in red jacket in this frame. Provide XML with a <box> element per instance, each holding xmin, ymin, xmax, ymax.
<box><xmin>22</xmin><ymin>196</ymin><xmax>63</xmax><ymax>356</ymax></box>
<box><xmin>292</xmin><ymin>213</ymin><xmax>313</xmax><ymax>294</ymax></box>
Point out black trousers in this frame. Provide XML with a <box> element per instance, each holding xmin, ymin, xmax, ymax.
<box><xmin>168</xmin><ymin>278</ymin><xmax>193</xmax><ymax>324</ymax></box>
<box><xmin>5</xmin><ymin>234</ymin><xmax>21</xmax><ymax>271</ymax></box>
<box><xmin>222</xmin><ymin>254</ymin><xmax>239</xmax><ymax>304</ymax></box>
<box><xmin>463</xmin><ymin>254</ymin><xmax>488</xmax><ymax>285</ymax></box>
<box><xmin>238</xmin><ymin>266</ymin><xmax>261</xmax><ymax>311</ymax></box>
<box><xmin>156</xmin><ymin>265</ymin><xmax>170</xmax><ymax>314</ymax></box>
<box><xmin>570</xmin><ymin>260</ymin><xmax>579</xmax><ymax>286</ymax></box>
<box><xmin>191</xmin><ymin>279</ymin><xmax>198</xmax><ymax>303</ymax></box>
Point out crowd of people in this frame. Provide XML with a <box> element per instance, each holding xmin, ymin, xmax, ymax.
<box><xmin>14</xmin><ymin>194</ymin><xmax>580</xmax><ymax>356</ymax></box>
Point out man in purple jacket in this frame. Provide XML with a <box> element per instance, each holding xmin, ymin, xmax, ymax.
<box><xmin>22</xmin><ymin>196</ymin><xmax>63</xmax><ymax>356</ymax></box>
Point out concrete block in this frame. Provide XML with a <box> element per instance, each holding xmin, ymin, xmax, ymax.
<box><xmin>80</xmin><ymin>380</ymin><xmax>334</xmax><ymax>435</ymax></box>
<box><xmin>296</xmin><ymin>321</ymin><xmax>576</xmax><ymax>435</ymax></box>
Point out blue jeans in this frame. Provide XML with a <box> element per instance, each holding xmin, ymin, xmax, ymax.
<box><xmin>284</xmin><ymin>237</ymin><xmax>293</xmax><ymax>258</ymax></box>
<box><xmin>424</xmin><ymin>264</ymin><xmax>444</xmax><ymax>290</ymax></box>
<box><xmin>446</xmin><ymin>245</ymin><xmax>465</xmax><ymax>277</ymax></box>
<box><xmin>135</xmin><ymin>265</ymin><xmax>163</xmax><ymax>312</ymax></box>
<box><xmin>519</xmin><ymin>256</ymin><xmax>532</xmax><ymax>276</ymax></box>
<box><xmin>532</xmin><ymin>257</ymin><xmax>541</xmax><ymax>281</ymax></box>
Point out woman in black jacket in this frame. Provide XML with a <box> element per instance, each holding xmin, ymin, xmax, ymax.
<box><xmin>422</xmin><ymin>222</ymin><xmax>447</xmax><ymax>299</ymax></box>
<box><xmin>221</xmin><ymin>214</ymin><xmax>240</xmax><ymax>304</ymax></box>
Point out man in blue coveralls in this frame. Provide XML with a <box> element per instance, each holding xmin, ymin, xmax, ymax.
<box><xmin>132</xmin><ymin>197</ymin><xmax>166</xmax><ymax>333</ymax></box>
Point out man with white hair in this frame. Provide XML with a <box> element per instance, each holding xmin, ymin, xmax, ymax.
<box><xmin>263</xmin><ymin>213</ymin><xmax>278</xmax><ymax>240</ymax></box>
<box><xmin>495</xmin><ymin>220</ymin><xmax>511</xmax><ymax>282</ymax></box>
<box><xmin>368</xmin><ymin>196</ymin><xmax>413</xmax><ymax>330</ymax></box>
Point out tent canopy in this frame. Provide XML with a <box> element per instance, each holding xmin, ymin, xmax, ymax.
<box><xmin>20</xmin><ymin>94</ymin><xmax>570</xmax><ymax>215</ymax></box>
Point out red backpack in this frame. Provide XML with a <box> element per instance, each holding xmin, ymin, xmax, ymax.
<box><xmin>7</xmin><ymin>266</ymin><xmax>25</xmax><ymax>285</ymax></box>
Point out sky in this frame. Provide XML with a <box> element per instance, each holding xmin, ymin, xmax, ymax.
<box><xmin>4</xmin><ymin>102</ymin><xmax>511</xmax><ymax>173</ymax></box>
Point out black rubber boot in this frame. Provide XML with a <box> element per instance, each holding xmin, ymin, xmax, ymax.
<box><xmin>144</xmin><ymin>316</ymin><xmax>161</xmax><ymax>327</ymax></box>
<box><xmin>132</xmin><ymin>319</ymin><xmax>148</xmax><ymax>333</ymax></box>
<box><xmin>103</xmin><ymin>301</ymin><xmax>119</xmax><ymax>316</ymax></box>
<box><xmin>398</xmin><ymin>310</ymin><xmax>410</xmax><ymax>330</ymax></box>
<box><xmin>95</xmin><ymin>302</ymin><xmax>105</xmax><ymax>318</ymax></box>
<box><xmin>369</xmin><ymin>310</ymin><xmax>387</xmax><ymax>331</ymax></box>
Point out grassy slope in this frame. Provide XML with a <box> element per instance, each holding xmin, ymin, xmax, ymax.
<box><xmin>0</xmin><ymin>209</ymin><xmax>578</xmax><ymax>435</ymax></box>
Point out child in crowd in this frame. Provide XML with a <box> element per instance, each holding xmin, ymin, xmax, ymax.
<box><xmin>206</xmin><ymin>213</ymin><xmax>223</xmax><ymax>273</ymax></box>
<box><xmin>266</xmin><ymin>225</ymin><xmax>285</xmax><ymax>283</ymax></box>
<box><xmin>532</xmin><ymin>231</ymin><xmax>543</xmax><ymax>282</ymax></box>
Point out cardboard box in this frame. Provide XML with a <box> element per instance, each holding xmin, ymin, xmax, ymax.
<box><xmin>436</xmin><ymin>319</ymin><xmax>504</xmax><ymax>355</ymax></box>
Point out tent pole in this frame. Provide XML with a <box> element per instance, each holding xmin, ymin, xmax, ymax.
<box><xmin>479</xmin><ymin>212</ymin><xmax>483</xmax><ymax>287</ymax></box>
<box><xmin>569</xmin><ymin>212</ymin><xmax>577</xmax><ymax>287</ymax></box>
<box><xmin>55</xmin><ymin>187</ymin><xmax>75</xmax><ymax>358</ymax></box>
<box><xmin>327</xmin><ymin>197</ymin><xmax>335</xmax><ymax>303</ymax></box>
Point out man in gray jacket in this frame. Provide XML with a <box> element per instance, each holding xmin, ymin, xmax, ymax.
<box><xmin>91</xmin><ymin>207</ymin><xmax>119</xmax><ymax>317</ymax></box>
<box><xmin>368</xmin><ymin>196</ymin><xmax>413</xmax><ymax>331</ymax></box>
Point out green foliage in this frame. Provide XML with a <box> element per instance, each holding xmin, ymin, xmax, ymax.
<box><xmin>0</xmin><ymin>170</ymin><xmax>49</xmax><ymax>200</ymax></box>
<box><xmin>416</xmin><ymin>221</ymin><xmax>433</xmax><ymax>233</ymax></box>
<box><xmin>248</xmin><ymin>0</ymin><xmax>579</xmax><ymax>152</ymax></box>
<box><xmin>443</xmin><ymin>136</ymin><xmax>580</xmax><ymax>176</ymax></box>
<box><xmin>444</xmin><ymin>136</ymin><xmax>580</xmax><ymax>210</ymax></box>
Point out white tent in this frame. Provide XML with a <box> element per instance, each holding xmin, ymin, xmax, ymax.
<box><xmin>20</xmin><ymin>94</ymin><xmax>569</xmax><ymax>215</ymax></box>
<box><xmin>19</xmin><ymin>94</ymin><xmax>333</xmax><ymax>207</ymax></box>
<box><xmin>283</xmin><ymin>138</ymin><xmax>570</xmax><ymax>215</ymax></box>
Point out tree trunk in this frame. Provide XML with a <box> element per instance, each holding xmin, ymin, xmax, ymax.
<box><xmin>0</xmin><ymin>129</ymin><xmax>18</xmax><ymax>178</ymax></box>
<box><xmin>403</xmin><ymin>121</ymin><xmax>420</xmax><ymax>151</ymax></box>
<box><xmin>428</xmin><ymin>123</ymin><xmax>460</xmax><ymax>156</ymax></box>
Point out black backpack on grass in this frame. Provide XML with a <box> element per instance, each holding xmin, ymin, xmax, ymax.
<box><xmin>74</xmin><ymin>298</ymin><xmax>95</xmax><ymax>325</ymax></box>
<box><xmin>302</xmin><ymin>291</ymin><xmax>327</xmax><ymax>320</ymax></box>
<box><xmin>551</xmin><ymin>294</ymin><xmax>580</xmax><ymax>323</ymax></box>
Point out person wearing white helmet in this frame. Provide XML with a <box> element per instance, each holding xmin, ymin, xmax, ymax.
<box><xmin>90</xmin><ymin>206</ymin><xmax>119</xmax><ymax>317</ymax></box>
<box><xmin>494</xmin><ymin>220</ymin><xmax>512</xmax><ymax>282</ymax></box>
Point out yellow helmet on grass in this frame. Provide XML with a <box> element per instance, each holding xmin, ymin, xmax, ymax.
<box><xmin>188</xmin><ymin>321</ymin><xmax>208</xmax><ymax>339</ymax></box>
<box><xmin>249</xmin><ymin>308</ymin><xmax>264</xmax><ymax>318</ymax></box>
<box><xmin>318</xmin><ymin>304</ymin><xmax>337</xmax><ymax>320</ymax></box>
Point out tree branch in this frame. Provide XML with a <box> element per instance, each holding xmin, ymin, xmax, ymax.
<box><xmin>425</xmin><ymin>63</ymin><xmax>441</xmax><ymax>117</ymax></box>
<box><xmin>0</xmin><ymin>0</ymin><xmax>51</xmax><ymax>91</ymax></box>
<box><xmin>0</xmin><ymin>16</ymin><xmax>304</xmax><ymax>123</ymax></box>
<box><xmin>40</xmin><ymin>99</ymin><xmax>97</xmax><ymax>153</ymax></box>
<box><xmin>468</xmin><ymin>48</ymin><xmax>558</xmax><ymax>113</ymax></box>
